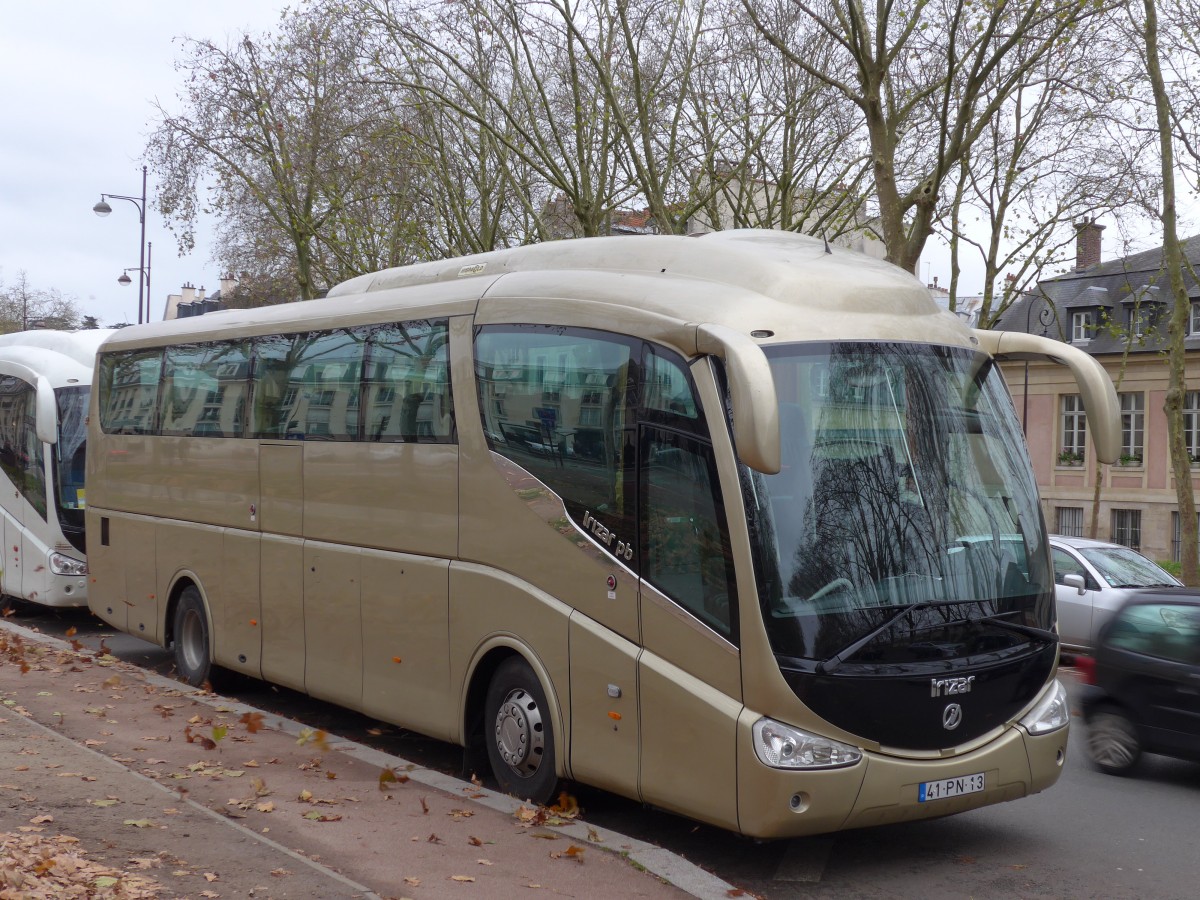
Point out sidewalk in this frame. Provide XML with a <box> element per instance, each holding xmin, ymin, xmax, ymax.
<box><xmin>0</xmin><ymin>621</ymin><xmax>738</xmax><ymax>899</ymax></box>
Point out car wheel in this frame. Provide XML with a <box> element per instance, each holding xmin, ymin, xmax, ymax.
<box><xmin>1087</xmin><ymin>708</ymin><xmax>1141</xmax><ymax>775</ymax></box>
<box><xmin>484</xmin><ymin>656</ymin><xmax>558</xmax><ymax>805</ymax></box>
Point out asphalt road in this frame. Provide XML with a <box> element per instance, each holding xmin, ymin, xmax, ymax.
<box><xmin>9</xmin><ymin>600</ymin><xmax>1200</xmax><ymax>899</ymax></box>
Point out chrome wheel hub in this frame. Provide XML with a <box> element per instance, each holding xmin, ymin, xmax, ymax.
<box><xmin>494</xmin><ymin>688</ymin><xmax>544</xmax><ymax>777</ymax></box>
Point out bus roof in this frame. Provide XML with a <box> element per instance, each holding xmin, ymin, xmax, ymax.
<box><xmin>98</xmin><ymin>231</ymin><xmax>970</xmax><ymax>353</ymax></box>
<box><xmin>0</xmin><ymin>329</ymin><xmax>115</xmax><ymax>388</ymax></box>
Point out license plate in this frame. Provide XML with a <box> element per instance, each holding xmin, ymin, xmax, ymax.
<box><xmin>918</xmin><ymin>772</ymin><xmax>985</xmax><ymax>802</ymax></box>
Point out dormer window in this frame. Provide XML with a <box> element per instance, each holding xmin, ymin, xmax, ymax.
<box><xmin>1131</xmin><ymin>305</ymin><xmax>1155</xmax><ymax>337</ymax></box>
<box><xmin>1191</xmin><ymin>302</ymin><xmax>1200</xmax><ymax>335</ymax></box>
<box><xmin>1071</xmin><ymin>310</ymin><xmax>1093</xmax><ymax>342</ymax></box>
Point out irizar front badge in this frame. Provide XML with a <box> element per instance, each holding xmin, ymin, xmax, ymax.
<box><xmin>930</xmin><ymin>675</ymin><xmax>975</xmax><ymax>697</ymax></box>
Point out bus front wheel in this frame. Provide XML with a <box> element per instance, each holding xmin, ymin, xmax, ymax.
<box><xmin>485</xmin><ymin>657</ymin><xmax>558</xmax><ymax>805</ymax></box>
<box><xmin>173</xmin><ymin>586</ymin><xmax>213</xmax><ymax>688</ymax></box>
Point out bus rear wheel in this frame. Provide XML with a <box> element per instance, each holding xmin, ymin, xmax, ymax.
<box><xmin>173</xmin><ymin>586</ymin><xmax>213</xmax><ymax>688</ymax></box>
<box><xmin>485</xmin><ymin>657</ymin><xmax>558</xmax><ymax>805</ymax></box>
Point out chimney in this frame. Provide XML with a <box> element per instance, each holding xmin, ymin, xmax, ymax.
<box><xmin>1075</xmin><ymin>219</ymin><xmax>1104</xmax><ymax>270</ymax></box>
<box><xmin>180</xmin><ymin>282</ymin><xmax>197</xmax><ymax>306</ymax></box>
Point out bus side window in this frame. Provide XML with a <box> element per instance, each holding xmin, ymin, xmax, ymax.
<box><xmin>475</xmin><ymin>326</ymin><xmax>636</xmax><ymax>565</ymax></box>
<box><xmin>98</xmin><ymin>350</ymin><xmax>162</xmax><ymax>435</ymax></box>
<box><xmin>251</xmin><ymin>335</ymin><xmax>303</xmax><ymax>439</ymax></box>
<box><xmin>0</xmin><ymin>376</ymin><xmax>46</xmax><ymax>519</ymax></box>
<box><xmin>366</xmin><ymin>321</ymin><xmax>453</xmax><ymax>443</ymax></box>
<box><xmin>641</xmin><ymin>426</ymin><xmax>737</xmax><ymax>641</ymax></box>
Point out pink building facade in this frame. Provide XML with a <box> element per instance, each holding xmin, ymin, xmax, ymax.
<box><xmin>995</xmin><ymin>225</ymin><xmax>1200</xmax><ymax>563</ymax></box>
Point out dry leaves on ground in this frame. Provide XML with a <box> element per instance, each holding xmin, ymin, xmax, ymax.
<box><xmin>0</xmin><ymin>831</ymin><xmax>163</xmax><ymax>898</ymax></box>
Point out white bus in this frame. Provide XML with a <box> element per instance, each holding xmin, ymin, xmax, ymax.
<box><xmin>86</xmin><ymin>231</ymin><xmax>1119</xmax><ymax>838</ymax></box>
<box><xmin>0</xmin><ymin>329</ymin><xmax>112</xmax><ymax>607</ymax></box>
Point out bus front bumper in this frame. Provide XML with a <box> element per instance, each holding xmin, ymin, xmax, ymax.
<box><xmin>736</xmin><ymin>718</ymin><xmax>1068</xmax><ymax>839</ymax></box>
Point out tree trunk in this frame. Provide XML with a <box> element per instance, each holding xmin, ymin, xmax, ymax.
<box><xmin>1143</xmin><ymin>0</ymin><xmax>1199</xmax><ymax>584</ymax></box>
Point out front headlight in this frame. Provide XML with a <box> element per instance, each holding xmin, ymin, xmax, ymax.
<box><xmin>49</xmin><ymin>552</ymin><xmax>88</xmax><ymax>577</ymax></box>
<box><xmin>1019</xmin><ymin>679</ymin><xmax>1070</xmax><ymax>735</ymax></box>
<box><xmin>752</xmin><ymin>717</ymin><xmax>862</xmax><ymax>769</ymax></box>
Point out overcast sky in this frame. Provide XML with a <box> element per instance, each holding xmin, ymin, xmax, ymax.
<box><xmin>0</xmin><ymin>2</ymin><xmax>286</xmax><ymax>326</ymax></box>
<box><xmin>1</xmin><ymin>3</ymin><xmax>1181</xmax><ymax>329</ymax></box>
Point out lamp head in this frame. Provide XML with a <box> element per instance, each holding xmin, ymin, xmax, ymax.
<box><xmin>117</xmin><ymin>273</ymin><xmax>132</xmax><ymax>286</ymax></box>
<box><xmin>93</xmin><ymin>199</ymin><xmax>113</xmax><ymax>217</ymax></box>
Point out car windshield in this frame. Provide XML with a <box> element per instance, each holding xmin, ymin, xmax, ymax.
<box><xmin>744</xmin><ymin>342</ymin><xmax>1053</xmax><ymax>664</ymax></box>
<box><xmin>53</xmin><ymin>386</ymin><xmax>89</xmax><ymax>554</ymax></box>
<box><xmin>1080</xmin><ymin>546</ymin><xmax>1180</xmax><ymax>588</ymax></box>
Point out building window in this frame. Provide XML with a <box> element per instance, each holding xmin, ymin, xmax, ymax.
<box><xmin>1186</xmin><ymin>391</ymin><xmax>1200</xmax><ymax>462</ymax></box>
<box><xmin>1131</xmin><ymin>305</ymin><xmax>1154</xmax><ymax>338</ymax></box>
<box><xmin>1172</xmin><ymin>511</ymin><xmax>1200</xmax><ymax>562</ymax></box>
<box><xmin>1059</xmin><ymin>394</ymin><xmax>1086</xmax><ymax>464</ymax></box>
<box><xmin>1056</xmin><ymin>507</ymin><xmax>1084</xmax><ymax>537</ymax></box>
<box><xmin>1119</xmin><ymin>392</ymin><xmax>1144</xmax><ymax>464</ymax></box>
<box><xmin>1111</xmin><ymin>509</ymin><xmax>1141</xmax><ymax>550</ymax></box>
<box><xmin>1071</xmin><ymin>311</ymin><xmax>1093</xmax><ymax>342</ymax></box>
<box><xmin>1191</xmin><ymin>303</ymin><xmax>1200</xmax><ymax>335</ymax></box>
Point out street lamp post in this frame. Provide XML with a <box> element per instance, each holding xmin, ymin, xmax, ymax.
<box><xmin>1021</xmin><ymin>300</ymin><xmax>1055</xmax><ymax>435</ymax></box>
<box><xmin>93</xmin><ymin>165</ymin><xmax>151</xmax><ymax>324</ymax></box>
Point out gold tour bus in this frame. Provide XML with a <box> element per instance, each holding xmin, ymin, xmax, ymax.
<box><xmin>85</xmin><ymin>230</ymin><xmax>1119</xmax><ymax>838</ymax></box>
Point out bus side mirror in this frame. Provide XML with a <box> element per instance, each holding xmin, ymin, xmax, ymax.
<box><xmin>971</xmin><ymin>328</ymin><xmax>1120</xmax><ymax>464</ymax></box>
<box><xmin>36</xmin><ymin>376</ymin><xmax>57</xmax><ymax>446</ymax></box>
<box><xmin>696</xmin><ymin>323</ymin><xmax>780</xmax><ymax>474</ymax></box>
<box><xmin>1063</xmin><ymin>573</ymin><xmax>1086</xmax><ymax>595</ymax></box>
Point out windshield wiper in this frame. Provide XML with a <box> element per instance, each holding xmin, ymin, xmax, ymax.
<box><xmin>966</xmin><ymin>611</ymin><xmax>1057</xmax><ymax>643</ymax></box>
<box><xmin>816</xmin><ymin>598</ymin><xmax>987</xmax><ymax>675</ymax></box>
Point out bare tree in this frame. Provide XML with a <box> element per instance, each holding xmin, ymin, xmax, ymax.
<box><xmin>743</xmin><ymin>0</ymin><xmax>1110</xmax><ymax>273</ymax></box>
<box><xmin>367</xmin><ymin>0</ymin><xmax>629</xmax><ymax>239</ymax></box>
<box><xmin>0</xmin><ymin>272</ymin><xmax>82</xmax><ymax>334</ymax></box>
<box><xmin>946</xmin><ymin>26</ymin><xmax>1149</xmax><ymax>326</ymax></box>
<box><xmin>147</xmin><ymin>5</ymin><xmax>404</xmax><ymax>300</ymax></box>
<box><xmin>1131</xmin><ymin>0</ymin><xmax>1200</xmax><ymax>583</ymax></box>
<box><xmin>686</xmin><ymin>0</ymin><xmax>870</xmax><ymax>239</ymax></box>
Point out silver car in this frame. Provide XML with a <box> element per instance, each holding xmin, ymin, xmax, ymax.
<box><xmin>1050</xmin><ymin>535</ymin><xmax>1192</xmax><ymax>653</ymax></box>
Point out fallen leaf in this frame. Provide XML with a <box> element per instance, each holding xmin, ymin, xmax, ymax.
<box><xmin>302</xmin><ymin>811</ymin><xmax>342</xmax><ymax>822</ymax></box>
<box><xmin>451</xmin><ymin>875</ymin><xmax>475</xmax><ymax>883</ymax></box>
<box><xmin>124</xmin><ymin>819</ymin><xmax>154</xmax><ymax>828</ymax></box>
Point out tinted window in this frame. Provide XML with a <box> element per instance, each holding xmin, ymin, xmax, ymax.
<box><xmin>642</xmin><ymin>425</ymin><xmax>736</xmax><ymax>639</ymax></box>
<box><xmin>252</xmin><ymin>334</ymin><xmax>315</xmax><ymax>439</ymax></box>
<box><xmin>0</xmin><ymin>376</ymin><xmax>45</xmax><ymax>519</ymax></box>
<box><xmin>1108</xmin><ymin>603</ymin><xmax>1200</xmax><ymax>665</ymax></box>
<box><xmin>159</xmin><ymin>341</ymin><xmax>251</xmax><ymax>437</ymax></box>
<box><xmin>99</xmin><ymin>349</ymin><xmax>162</xmax><ymax>435</ymax></box>
<box><xmin>365</xmin><ymin>321</ymin><xmax>453</xmax><ymax>443</ymax></box>
<box><xmin>287</xmin><ymin>329</ymin><xmax>366</xmax><ymax>440</ymax></box>
<box><xmin>476</xmin><ymin>326</ymin><xmax>637</xmax><ymax>564</ymax></box>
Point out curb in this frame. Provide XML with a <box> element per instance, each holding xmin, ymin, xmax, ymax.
<box><xmin>1</xmin><ymin>619</ymin><xmax>740</xmax><ymax>900</ymax></box>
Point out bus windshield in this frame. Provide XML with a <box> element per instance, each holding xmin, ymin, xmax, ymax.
<box><xmin>54</xmin><ymin>386</ymin><xmax>89</xmax><ymax>554</ymax></box>
<box><xmin>748</xmin><ymin>342</ymin><xmax>1053</xmax><ymax>665</ymax></box>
